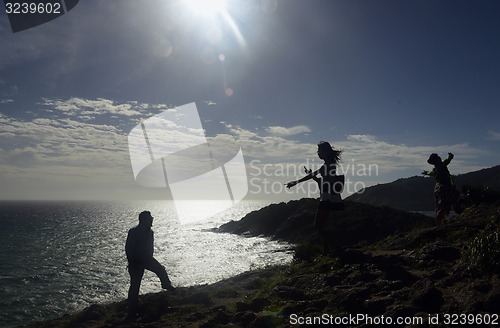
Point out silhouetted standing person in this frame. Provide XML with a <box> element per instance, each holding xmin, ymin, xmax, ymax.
<box><xmin>422</xmin><ymin>153</ymin><xmax>459</xmax><ymax>225</ymax></box>
<box><xmin>286</xmin><ymin>141</ymin><xmax>344</xmax><ymax>255</ymax></box>
<box><xmin>125</xmin><ymin>211</ymin><xmax>175</xmax><ymax>319</ymax></box>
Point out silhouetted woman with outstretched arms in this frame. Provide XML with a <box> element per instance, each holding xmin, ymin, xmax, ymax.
<box><xmin>286</xmin><ymin>141</ymin><xmax>343</xmax><ymax>256</ymax></box>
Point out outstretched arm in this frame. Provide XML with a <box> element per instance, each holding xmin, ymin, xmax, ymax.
<box><xmin>422</xmin><ymin>168</ymin><xmax>436</xmax><ymax>177</ymax></box>
<box><xmin>286</xmin><ymin>166</ymin><xmax>321</xmax><ymax>189</ymax></box>
<box><xmin>285</xmin><ymin>173</ymin><xmax>313</xmax><ymax>189</ymax></box>
<box><xmin>443</xmin><ymin>152</ymin><xmax>454</xmax><ymax>166</ymax></box>
<box><xmin>304</xmin><ymin>166</ymin><xmax>321</xmax><ymax>183</ymax></box>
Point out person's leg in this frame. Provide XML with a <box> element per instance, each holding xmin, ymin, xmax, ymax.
<box><xmin>144</xmin><ymin>258</ymin><xmax>174</xmax><ymax>290</ymax></box>
<box><xmin>127</xmin><ymin>264</ymin><xmax>144</xmax><ymax>318</ymax></box>
<box><xmin>435</xmin><ymin>208</ymin><xmax>445</xmax><ymax>225</ymax></box>
<box><xmin>440</xmin><ymin>201</ymin><xmax>451</xmax><ymax>223</ymax></box>
<box><xmin>314</xmin><ymin>205</ymin><xmax>331</xmax><ymax>255</ymax></box>
<box><xmin>435</xmin><ymin>188</ymin><xmax>451</xmax><ymax>225</ymax></box>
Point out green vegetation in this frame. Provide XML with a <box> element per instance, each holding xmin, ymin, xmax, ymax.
<box><xmin>464</xmin><ymin>215</ymin><xmax>500</xmax><ymax>275</ymax></box>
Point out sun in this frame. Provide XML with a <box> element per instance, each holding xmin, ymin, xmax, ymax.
<box><xmin>184</xmin><ymin>0</ymin><xmax>226</xmax><ymax>16</ymax></box>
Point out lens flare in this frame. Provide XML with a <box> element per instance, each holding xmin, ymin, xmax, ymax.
<box><xmin>200</xmin><ymin>46</ymin><xmax>216</xmax><ymax>64</ymax></box>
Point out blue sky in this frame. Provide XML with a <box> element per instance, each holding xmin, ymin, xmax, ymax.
<box><xmin>1</xmin><ymin>0</ymin><xmax>499</xmax><ymax>200</ymax></box>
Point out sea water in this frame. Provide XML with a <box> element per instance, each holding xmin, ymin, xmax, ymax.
<box><xmin>0</xmin><ymin>200</ymin><xmax>293</xmax><ymax>327</ymax></box>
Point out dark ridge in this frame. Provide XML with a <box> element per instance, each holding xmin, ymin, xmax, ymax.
<box><xmin>347</xmin><ymin>165</ymin><xmax>500</xmax><ymax>211</ymax></box>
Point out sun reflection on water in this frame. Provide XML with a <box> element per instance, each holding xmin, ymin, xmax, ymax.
<box><xmin>0</xmin><ymin>200</ymin><xmax>292</xmax><ymax>327</ymax></box>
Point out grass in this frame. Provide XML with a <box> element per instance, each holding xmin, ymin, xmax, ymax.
<box><xmin>463</xmin><ymin>214</ymin><xmax>500</xmax><ymax>276</ymax></box>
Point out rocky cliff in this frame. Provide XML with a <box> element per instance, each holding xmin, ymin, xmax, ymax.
<box><xmin>26</xmin><ymin>199</ymin><xmax>500</xmax><ymax>327</ymax></box>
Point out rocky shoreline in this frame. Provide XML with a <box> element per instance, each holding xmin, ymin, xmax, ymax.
<box><xmin>22</xmin><ymin>199</ymin><xmax>500</xmax><ymax>327</ymax></box>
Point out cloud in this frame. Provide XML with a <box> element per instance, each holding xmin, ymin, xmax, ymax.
<box><xmin>0</xmin><ymin>99</ymin><xmax>14</xmax><ymax>104</ymax></box>
<box><xmin>0</xmin><ymin>148</ymin><xmax>41</xmax><ymax>166</ymax></box>
<box><xmin>488</xmin><ymin>130</ymin><xmax>500</xmax><ymax>141</ymax></box>
<box><xmin>340</xmin><ymin>134</ymin><xmax>487</xmax><ymax>176</ymax></box>
<box><xmin>40</xmin><ymin>97</ymin><xmax>143</xmax><ymax>118</ymax></box>
<box><xmin>216</xmin><ymin>126</ymin><xmax>487</xmax><ymax>177</ymax></box>
<box><xmin>0</xmin><ymin>97</ymin><xmax>495</xmax><ymax>200</ymax></box>
<box><xmin>0</xmin><ymin>111</ymin><xmax>131</xmax><ymax>177</ymax></box>
<box><xmin>221</xmin><ymin>128</ymin><xmax>492</xmax><ymax>200</ymax></box>
<box><xmin>226</xmin><ymin>126</ymin><xmax>489</xmax><ymax>186</ymax></box>
<box><xmin>266</xmin><ymin>125</ymin><xmax>311</xmax><ymax>137</ymax></box>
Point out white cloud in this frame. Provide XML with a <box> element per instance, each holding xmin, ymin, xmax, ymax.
<box><xmin>340</xmin><ymin>134</ymin><xmax>487</xmax><ymax>176</ymax></box>
<box><xmin>266</xmin><ymin>125</ymin><xmax>311</xmax><ymax>137</ymax></box>
<box><xmin>219</xmin><ymin>128</ymin><xmax>492</xmax><ymax>200</ymax></box>
<box><xmin>0</xmin><ymin>97</ymin><xmax>495</xmax><ymax>200</ymax></box>
<box><xmin>0</xmin><ymin>112</ymin><xmax>131</xmax><ymax>179</ymax></box>
<box><xmin>40</xmin><ymin>97</ymin><xmax>143</xmax><ymax>117</ymax></box>
<box><xmin>219</xmin><ymin>128</ymin><xmax>487</xmax><ymax>177</ymax></box>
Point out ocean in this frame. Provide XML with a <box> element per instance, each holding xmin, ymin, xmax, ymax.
<box><xmin>0</xmin><ymin>200</ymin><xmax>293</xmax><ymax>327</ymax></box>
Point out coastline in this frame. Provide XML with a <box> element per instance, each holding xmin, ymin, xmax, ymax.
<box><xmin>22</xmin><ymin>199</ymin><xmax>500</xmax><ymax>327</ymax></box>
<box><xmin>0</xmin><ymin>199</ymin><xmax>284</xmax><ymax>328</ymax></box>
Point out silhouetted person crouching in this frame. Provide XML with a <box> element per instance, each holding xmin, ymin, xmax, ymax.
<box><xmin>125</xmin><ymin>211</ymin><xmax>175</xmax><ymax>319</ymax></box>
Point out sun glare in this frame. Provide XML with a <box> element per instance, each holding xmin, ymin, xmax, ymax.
<box><xmin>185</xmin><ymin>0</ymin><xmax>226</xmax><ymax>15</ymax></box>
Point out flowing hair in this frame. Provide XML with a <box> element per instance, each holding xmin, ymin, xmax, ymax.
<box><xmin>318</xmin><ymin>141</ymin><xmax>342</xmax><ymax>164</ymax></box>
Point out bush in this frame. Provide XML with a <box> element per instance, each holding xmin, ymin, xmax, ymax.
<box><xmin>465</xmin><ymin>220</ymin><xmax>500</xmax><ymax>275</ymax></box>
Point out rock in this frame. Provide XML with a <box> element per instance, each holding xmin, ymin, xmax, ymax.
<box><xmin>273</xmin><ymin>210</ymin><xmax>315</xmax><ymax>242</ymax></box>
<box><xmin>236</xmin><ymin>298</ymin><xmax>271</xmax><ymax>313</ymax></box>
<box><xmin>214</xmin><ymin>288</ymin><xmax>239</xmax><ymax>298</ymax></box>
<box><xmin>381</xmin><ymin>279</ymin><xmax>409</xmax><ymax>291</ymax></box>
<box><xmin>385</xmin><ymin>305</ymin><xmax>419</xmax><ymax>319</ymax></box>
<box><xmin>243</xmin><ymin>279</ymin><xmax>264</xmax><ymax>290</ymax></box>
<box><xmin>365</xmin><ymin>297</ymin><xmax>393</xmax><ymax>315</ymax></box>
<box><xmin>325</xmin><ymin>273</ymin><xmax>343</xmax><ymax>286</ymax></box>
<box><xmin>472</xmin><ymin>280</ymin><xmax>492</xmax><ymax>293</ymax></box>
<box><xmin>381</xmin><ymin>265</ymin><xmax>418</xmax><ymax>285</ymax></box>
<box><xmin>303</xmin><ymin>299</ymin><xmax>329</xmax><ymax>314</ymax></box>
<box><xmin>482</xmin><ymin>275</ymin><xmax>500</xmax><ymax>312</ymax></box>
<box><xmin>336</xmin><ymin>287</ymin><xmax>372</xmax><ymax>313</ymax></box>
<box><xmin>421</xmin><ymin>245</ymin><xmax>461</xmax><ymax>262</ymax></box>
<box><xmin>181</xmin><ymin>292</ymin><xmax>211</xmax><ymax>305</ymax></box>
<box><xmin>466</xmin><ymin>300</ymin><xmax>485</xmax><ymax>313</ymax></box>
<box><xmin>213</xmin><ymin>309</ymin><xmax>231</xmax><ymax>325</ymax></box>
<box><xmin>236</xmin><ymin>301</ymin><xmax>252</xmax><ymax>312</ymax></box>
<box><xmin>274</xmin><ymin>286</ymin><xmax>306</xmax><ymax>300</ymax></box>
<box><xmin>76</xmin><ymin>304</ymin><xmax>105</xmax><ymax>322</ymax></box>
<box><xmin>485</xmin><ymin>291</ymin><xmax>500</xmax><ymax>312</ymax></box>
<box><xmin>410</xmin><ymin>280</ymin><xmax>444</xmax><ymax>313</ymax></box>
<box><xmin>253</xmin><ymin>313</ymin><xmax>285</xmax><ymax>327</ymax></box>
<box><xmin>233</xmin><ymin>311</ymin><xmax>256</xmax><ymax>326</ymax></box>
<box><xmin>339</xmin><ymin>248</ymin><xmax>371</xmax><ymax>263</ymax></box>
<box><xmin>429</xmin><ymin>269</ymin><xmax>448</xmax><ymax>280</ymax></box>
<box><xmin>281</xmin><ymin>301</ymin><xmax>309</xmax><ymax>315</ymax></box>
<box><xmin>199</xmin><ymin>320</ymin><xmax>216</xmax><ymax>328</ymax></box>
<box><xmin>187</xmin><ymin>312</ymin><xmax>205</xmax><ymax>322</ymax></box>
<box><xmin>250</xmin><ymin>298</ymin><xmax>271</xmax><ymax>312</ymax></box>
